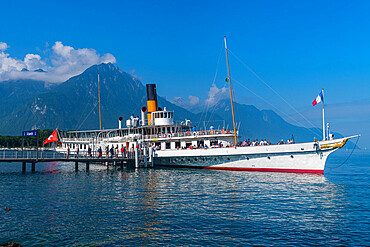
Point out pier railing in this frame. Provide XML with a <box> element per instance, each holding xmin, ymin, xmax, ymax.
<box><xmin>0</xmin><ymin>150</ymin><xmax>142</xmax><ymax>160</ymax></box>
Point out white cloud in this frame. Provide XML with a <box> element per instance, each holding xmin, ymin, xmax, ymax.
<box><xmin>188</xmin><ymin>95</ymin><xmax>200</xmax><ymax>105</ymax></box>
<box><xmin>170</xmin><ymin>95</ymin><xmax>200</xmax><ymax>111</ymax></box>
<box><xmin>204</xmin><ymin>83</ymin><xmax>229</xmax><ymax>106</ymax></box>
<box><xmin>0</xmin><ymin>41</ymin><xmax>116</xmax><ymax>82</ymax></box>
<box><xmin>171</xmin><ymin>84</ymin><xmax>230</xmax><ymax>113</ymax></box>
<box><xmin>0</xmin><ymin>42</ymin><xmax>9</xmax><ymax>51</ymax></box>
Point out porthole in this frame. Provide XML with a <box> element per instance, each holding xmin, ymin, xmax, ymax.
<box><xmin>290</xmin><ymin>155</ymin><xmax>294</xmax><ymax>158</ymax></box>
<box><xmin>214</xmin><ymin>158</ymin><xmax>217</xmax><ymax>161</ymax></box>
<box><xmin>246</xmin><ymin>157</ymin><xmax>249</xmax><ymax>160</ymax></box>
<box><xmin>195</xmin><ymin>158</ymin><xmax>197</xmax><ymax>161</ymax></box>
<box><xmin>267</xmin><ymin>156</ymin><xmax>271</xmax><ymax>159</ymax></box>
<box><xmin>227</xmin><ymin>158</ymin><xmax>230</xmax><ymax>160</ymax></box>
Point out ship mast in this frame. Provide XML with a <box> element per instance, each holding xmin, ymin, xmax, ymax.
<box><xmin>98</xmin><ymin>73</ymin><xmax>102</xmax><ymax>130</ymax></box>
<box><xmin>224</xmin><ymin>36</ymin><xmax>238</xmax><ymax>146</ymax></box>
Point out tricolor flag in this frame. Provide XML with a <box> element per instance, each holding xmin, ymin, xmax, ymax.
<box><xmin>312</xmin><ymin>90</ymin><xmax>324</xmax><ymax>106</ymax></box>
<box><xmin>43</xmin><ymin>129</ymin><xmax>58</xmax><ymax>145</ymax></box>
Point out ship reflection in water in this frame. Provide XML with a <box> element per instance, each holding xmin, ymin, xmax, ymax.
<box><xmin>0</xmin><ymin>151</ymin><xmax>368</xmax><ymax>246</ymax></box>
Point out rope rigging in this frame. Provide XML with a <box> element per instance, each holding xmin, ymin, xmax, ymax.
<box><xmin>199</xmin><ymin>44</ymin><xmax>224</xmax><ymax>126</ymax></box>
<box><xmin>75</xmin><ymin>102</ymin><xmax>98</xmax><ymax>130</ymax></box>
<box><xmin>232</xmin><ymin>77</ymin><xmax>321</xmax><ymax>137</ymax></box>
<box><xmin>227</xmin><ymin>48</ymin><xmax>322</xmax><ymax>136</ymax></box>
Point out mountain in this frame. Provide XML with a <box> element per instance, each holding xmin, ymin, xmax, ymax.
<box><xmin>0</xmin><ymin>63</ymin><xmax>200</xmax><ymax>135</ymax></box>
<box><xmin>0</xmin><ymin>79</ymin><xmax>53</xmax><ymax>119</ymax></box>
<box><xmin>0</xmin><ymin>63</ymin><xmax>334</xmax><ymax>145</ymax></box>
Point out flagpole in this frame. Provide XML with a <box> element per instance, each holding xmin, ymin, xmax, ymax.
<box><xmin>322</xmin><ymin>88</ymin><xmax>325</xmax><ymax>141</ymax></box>
<box><xmin>224</xmin><ymin>36</ymin><xmax>238</xmax><ymax>146</ymax></box>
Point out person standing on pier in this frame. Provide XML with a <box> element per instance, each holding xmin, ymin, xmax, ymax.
<box><xmin>98</xmin><ymin>146</ymin><xmax>102</xmax><ymax>158</ymax></box>
<box><xmin>87</xmin><ymin>146</ymin><xmax>92</xmax><ymax>158</ymax></box>
<box><xmin>105</xmin><ymin>145</ymin><xmax>109</xmax><ymax>158</ymax></box>
<box><xmin>110</xmin><ymin>146</ymin><xmax>114</xmax><ymax>158</ymax></box>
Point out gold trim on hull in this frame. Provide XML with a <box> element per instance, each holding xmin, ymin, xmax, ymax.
<box><xmin>320</xmin><ymin>138</ymin><xmax>349</xmax><ymax>149</ymax></box>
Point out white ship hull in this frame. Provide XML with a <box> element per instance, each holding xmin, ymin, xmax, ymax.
<box><xmin>152</xmin><ymin>137</ymin><xmax>351</xmax><ymax>173</ymax></box>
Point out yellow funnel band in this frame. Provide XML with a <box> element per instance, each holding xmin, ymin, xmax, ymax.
<box><xmin>147</xmin><ymin>100</ymin><xmax>157</xmax><ymax>113</ymax></box>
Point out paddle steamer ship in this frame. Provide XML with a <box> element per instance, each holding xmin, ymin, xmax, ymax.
<box><xmin>56</xmin><ymin>38</ymin><xmax>356</xmax><ymax>173</ymax></box>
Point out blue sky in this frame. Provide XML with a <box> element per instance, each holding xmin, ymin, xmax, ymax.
<box><xmin>0</xmin><ymin>0</ymin><xmax>369</xmax><ymax>146</ymax></box>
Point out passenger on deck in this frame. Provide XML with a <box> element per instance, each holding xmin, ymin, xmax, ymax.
<box><xmin>210</xmin><ymin>125</ymin><xmax>214</xmax><ymax>135</ymax></box>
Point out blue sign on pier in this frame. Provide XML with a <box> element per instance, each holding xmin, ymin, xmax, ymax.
<box><xmin>22</xmin><ymin>130</ymin><xmax>38</xmax><ymax>137</ymax></box>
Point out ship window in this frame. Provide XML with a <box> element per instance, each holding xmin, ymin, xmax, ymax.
<box><xmin>166</xmin><ymin>142</ymin><xmax>171</xmax><ymax>149</ymax></box>
<box><xmin>160</xmin><ymin>112</ymin><xmax>163</xmax><ymax>118</ymax></box>
<box><xmin>164</xmin><ymin>112</ymin><xmax>167</xmax><ymax>118</ymax></box>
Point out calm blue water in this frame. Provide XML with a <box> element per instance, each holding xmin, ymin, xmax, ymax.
<box><xmin>0</xmin><ymin>149</ymin><xmax>369</xmax><ymax>246</ymax></box>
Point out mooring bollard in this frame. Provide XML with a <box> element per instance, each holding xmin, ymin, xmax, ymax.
<box><xmin>143</xmin><ymin>147</ymin><xmax>147</xmax><ymax>167</ymax></box>
<box><xmin>149</xmin><ymin>147</ymin><xmax>154</xmax><ymax>167</ymax></box>
<box><xmin>134</xmin><ymin>147</ymin><xmax>139</xmax><ymax>168</ymax></box>
<box><xmin>22</xmin><ymin>162</ymin><xmax>26</xmax><ymax>173</ymax></box>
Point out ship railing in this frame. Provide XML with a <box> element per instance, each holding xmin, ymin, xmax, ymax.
<box><xmin>144</xmin><ymin>129</ymin><xmax>235</xmax><ymax>140</ymax></box>
<box><xmin>61</xmin><ymin>137</ymin><xmax>94</xmax><ymax>142</ymax></box>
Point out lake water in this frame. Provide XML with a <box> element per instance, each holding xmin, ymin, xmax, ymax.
<box><xmin>0</xmin><ymin>149</ymin><xmax>369</xmax><ymax>246</ymax></box>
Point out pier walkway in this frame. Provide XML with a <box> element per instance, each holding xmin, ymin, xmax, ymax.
<box><xmin>0</xmin><ymin>150</ymin><xmax>153</xmax><ymax>173</ymax></box>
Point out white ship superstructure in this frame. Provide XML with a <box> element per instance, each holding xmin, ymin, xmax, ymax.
<box><xmin>56</xmin><ymin>82</ymin><xmax>355</xmax><ymax>174</ymax></box>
